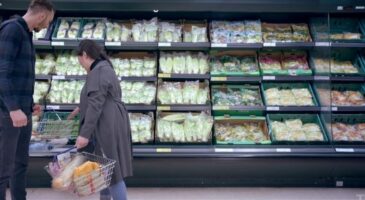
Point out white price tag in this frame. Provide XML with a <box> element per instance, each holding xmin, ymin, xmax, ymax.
<box><xmin>337</xmin><ymin>6</ymin><xmax>344</xmax><ymax>10</ymax></box>
<box><xmin>118</xmin><ymin>77</ymin><xmax>122</xmax><ymax>81</ymax></box>
<box><xmin>315</xmin><ymin>42</ymin><xmax>331</xmax><ymax>47</ymax></box>
<box><xmin>263</xmin><ymin>76</ymin><xmax>276</xmax><ymax>80</ymax></box>
<box><xmin>332</xmin><ymin>107</ymin><xmax>338</xmax><ymax>111</ymax></box>
<box><xmin>263</xmin><ymin>43</ymin><xmax>276</xmax><ymax>47</ymax></box>
<box><xmin>51</xmin><ymin>41</ymin><xmax>65</xmax><ymax>46</ymax></box>
<box><xmin>314</xmin><ymin>76</ymin><xmax>330</xmax><ymax>81</ymax></box>
<box><xmin>321</xmin><ymin>107</ymin><xmax>330</xmax><ymax>112</ymax></box>
<box><xmin>158</xmin><ymin>42</ymin><xmax>172</xmax><ymax>47</ymax></box>
<box><xmin>214</xmin><ymin>148</ymin><xmax>234</xmax><ymax>153</ymax></box>
<box><xmin>105</xmin><ymin>41</ymin><xmax>121</xmax><ymax>46</ymax></box>
<box><xmin>288</xmin><ymin>70</ymin><xmax>297</xmax><ymax>76</ymax></box>
<box><xmin>52</xmin><ymin>75</ymin><xmax>65</xmax><ymax>80</ymax></box>
<box><xmin>267</xmin><ymin>107</ymin><xmax>280</xmax><ymax>111</ymax></box>
<box><xmin>211</xmin><ymin>43</ymin><xmax>227</xmax><ymax>48</ymax></box>
<box><xmin>335</xmin><ymin>148</ymin><xmax>354</xmax><ymax>153</ymax></box>
<box><xmin>276</xmin><ymin>148</ymin><xmax>291</xmax><ymax>153</ymax></box>
<box><xmin>46</xmin><ymin>105</ymin><xmax>60</xmax><ymax>110</ymax></box>
<box><xmin>355</xmin><ymin>6</ymin><xmax>365</xmax><ymax>10</ymax></box>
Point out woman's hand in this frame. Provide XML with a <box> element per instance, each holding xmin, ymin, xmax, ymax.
<box><xmin>75</xmin><ymin>136</ymin><xmax>89</xmax><ymax>149</ymax></box>
<box><xmin>67</xmin><ymin>107</ymin><xmax>80</xmax><ymax>120</ymax></box>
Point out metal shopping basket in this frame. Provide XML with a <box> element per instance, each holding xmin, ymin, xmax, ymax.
<box><xmin>45</xmin><ymin>147</ymin><xmax>116</xmax><ymax>197</ymax></box>
<box><xmin>35</xmin><ymin>112</ymin><xmax>77</xmax><ymax>140</ymax></box>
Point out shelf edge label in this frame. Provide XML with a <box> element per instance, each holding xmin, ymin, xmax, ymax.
<box><xmin>157</xmin><ymin>106</ymin><xmax>171</xmax><ymax>111</ymax></box>
<box><xmin>51</xmin><ymin>41</ymin><xmax>65</xmax><ymax>46</ymax></box>
<box><xmin>263</xmin><ymin>76</ymin><xmax>276</xmax><ymax>80</ymax></box>
<box><xmin>156</xmin><ymin>148</ymin><xmax>172</xmax><ymax>153</ymax></box>
<box><xmin>211</xmin><ymin>77</ymin><xmax>227</xmax><ymax>81</ymax></box>
<box><xmin>332</xmin><ymin>107</ymin><xmax>338</xmax><ymax>111</ymax></box>
<box><xmin>212</xmin><ymin>106</ymin><xmax>230</xmax><ymax>110</ymax></box>
<box><xmin>314</xmin><ymin>76</ymin><xmax>330</xmax><ymax>80</ymax></box>
<box><xmin>52</xmin><ymin>75</ymin><xmax>65</xmax><ymax>80</ymax></box>
<box><xmin>355</xmin><ymin>6</ymin><xmax>365</xmax><ymax>10</ymax></box>
<box><xmin>267</xmin><ymin>106</ymin><xmax>280</xmax><ymax>111</ymax></box>
<box><xmin>211</xmin><ymin>43</ymin><xmax>228</xmax><ymax>48</ymax></box>
<box><xmin>46</xmin><ymin>105</ymin><xmax>60</xmax><ymax>110</ymax></box>
<box><xmin>158</xmin><ymin>42</ymin><xmax>172</xmax><ymax>47</ymax></box>
<box><xmin>263</xmin><ymin>42</ymin><xmax>276</xmax><ymax>47</ymax></box>
<box><xmin>214</xmin><ymin>148</ymin><xmax>234</xmax><ymax>153</ymax></box>
<box><xmin>158</xmin><ymin>73</ymin><xmax>172</xmax><ymax>78</ymax></box>
<box><xmin>315</xmin><ymin>42</ymin><xmax>331</xmax><ymax>47</ymax></box>
<box><xmin>276</xmin><ymin>148</ymin><xmax>291</xmax><ymax>153</ymax></box>
<box><xmin>335</xmin><ymin>148</ymin><xmax>354</xmax><ymax>153</ymax></box>
<box><xmin>105</xmin><ymin>41</ymin><xmax>121</xmax><ymax>46</ymax></box>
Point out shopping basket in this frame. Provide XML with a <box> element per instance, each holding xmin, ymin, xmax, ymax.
<box><xmin>45</xmin><ymin>147</ymin><xmax>116</xmax><ymax>197</ymax></box>
<box><xmin>35</xmin><ymin>112</ymin><xmax>76</xmax><ymax>140</ymax></box>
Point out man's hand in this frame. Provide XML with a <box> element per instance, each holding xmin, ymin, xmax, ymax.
<box><xmin>75</xmin><ymin>136</ymin><xmax>89</xmax><ymax>149</ymax></box>
<box><xmin>32</xmin><ymin>104</ymin><xmax>42</xmax><ymax>116</ymax></box>
<box><xmin>10</xmin><ymin>110</ymin><xmax>28</xmax><ymax>127</ymax></box>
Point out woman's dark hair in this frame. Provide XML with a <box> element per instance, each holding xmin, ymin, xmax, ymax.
<box><xmin>76</xmin><ymin>39</ymin><xmax>113</xmax><ymax>67</ymax></box>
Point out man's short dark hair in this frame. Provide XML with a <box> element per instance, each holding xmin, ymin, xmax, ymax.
<box><xmin>28</xmin><ymin>0</ymin><xmax>54</xmax><ymax>13</ymax></box>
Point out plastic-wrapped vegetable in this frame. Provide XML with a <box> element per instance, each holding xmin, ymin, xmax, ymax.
<box><xmin>158</xmin><ymin>81</ymin><xmax>209</xmax><ymax>105</ymax></box>
<box><xmin>120</xmin><ymin>81</ymin><xmax>156</xmax><ymax>104</ymax></box>
<box><xmin>129</xmin><ymin>113</ymin><xmax>154</xmax><ymax>143</ymax></box>
<box><xmin>157</xmin><ymin>112</ymin><xmax>213</xmax><ymax>143</ymax></box>
<box><xmin>111</xmin><ymin>55</ymin><xmax>156</xmax><ymax>77</ymax></box>
<box><xmin>35</xmin><ymin>53</ymin><xmax>55</xmax><ymax>75</ymax></box>
<box><xmin>159</xmin><ymin>22</ymin><xmax>182</xmax><ymax>42</ymax></box>
<box><xmin>159</xmin><ymin>52</ymin><xmax>208</xmax><ymax>74</ymax></box>
<box><xmin>34</xmin><ymin>82</ymin><xmax>50</xmax><ymax>103</ymax></box>
<box><xmin>48</xmin><ymin>81</ymin><xmax>84</xmax><ymax>104</ymax></box>
<box><xmin>132</xmin><ymin>18</ymin><xmax>158</xmax><ymax>42</ymax></box>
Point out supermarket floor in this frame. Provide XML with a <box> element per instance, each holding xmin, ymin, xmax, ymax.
<box><xmin>6</xmin><ymin>187</ymin><xmax>365</xmax><ymax>200</ymax></box>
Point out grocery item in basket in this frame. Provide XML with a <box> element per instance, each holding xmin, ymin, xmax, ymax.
<box><xmin>331</xmin><ymin>90</ymin><xmax>365</xmax><ymax>106</ymax></box>
<box><xmin>271</xmin><ymin>119</ymin><xmax>324</xmax><ymax>141</ymax></box>
<box><xmin>52</xmin><ymin>154</ymin><xmax>86</xmax><ymax>190</ymax></box>
<box><xmin>332</xmin><ymin>122</ymin><xmax>365</xmax><ymax>142</ymax></box>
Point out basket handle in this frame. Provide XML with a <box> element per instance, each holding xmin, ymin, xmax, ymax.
<box><xmin>53</xmin><ymin>146</ymin><xmax>77</xmax><ymax>162</ymax></box>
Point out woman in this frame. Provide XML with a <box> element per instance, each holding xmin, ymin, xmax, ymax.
<box><xmin>71</xmin><ymin>39</ymin><xmax>133</xmax><ymax>200</ymax></box>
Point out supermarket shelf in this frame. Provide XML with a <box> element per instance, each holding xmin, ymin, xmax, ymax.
<box><xmin>125</xmin><ymin>104</ymin><xmax>156</xmax><ymax>111</ymax></box>
<box><xmin>331</xmin><ymin>76</ymin><xmax>365</xmax><ymax>82</ymax></box>
<box><xmin>35</xmin><ymin>75</ymin><xmax>51</xmax><ymax>80</ymax></box>
<box><xmin>266</xmin><ymin>106</ymin><xmax>321</xmax><ymax>112</ymax></box>
<box><xmin>157</xmin><ymin>42</ymin><xmax>210</xmax><ymax>51</ymax></box>
<box><xmin>120</xmin><ymin>76</ymin><xmax>158</xmax><ymax>82</ymax></box>
<box><xmin>158</xmin><ymin>73</ymin><xmax>210</xmax><ymax>80</ymax></box>
<box><xmin>331</xmin><ymin>106</ymin><xmax>365</xmax><ymax>113</ymax></box>
<box><xmin>45</xmin><ymin>104</ymin><xmax>78</xmax><ymax>110</ymax></box>
<box><xmin>30</xmin><ymin>145</ymin><xmax>365</xmax><ymax>158</ymax></box>
<box><xmin>211</xmin><ymin>43</ymin><xmax>262</xmax><ymax>49</ymax></box>
<box><xmin>33</xmin><ymin>40</ymin><xmax>52</xmax><ymax>50</ymax></box>
<box><xmin>262</xmin><ymin>75</ymin><xmax>313</xmax><ymax>82</ymax></box>
<box><xmin>104</xmin><ymin>42</ymin><xmax>158</xmax><ymax>50</ymax></box>
<box><xmin>330</xmin><ymin>42</ymin><xmax>365</xmax><ymax>48</ymax></box>
<box><xmin>157</xmin><ymin>105</ymin><xmax>211</xmax><ymax>111</ymax></box>
<box><xmin>210</xmin><ymin>76</ymin><xmax>261</xmax><ymax>83</ymax></box>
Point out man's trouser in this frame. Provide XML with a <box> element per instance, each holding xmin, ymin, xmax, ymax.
<box><xmin>0</xmin><ymin>113</ymin><xmax>32</xmax><ymax>200</ymax></box>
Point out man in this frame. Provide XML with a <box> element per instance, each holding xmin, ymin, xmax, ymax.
<box><xmin>0</xmin><ymin>0</ymin><xmax>54</xmax><ymax>199</ymax></box>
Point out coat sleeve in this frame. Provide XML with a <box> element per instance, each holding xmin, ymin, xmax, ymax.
<box><xmin>0</xmin><ymin>23</ymin><xmax>22</xmax><ymax>111</ymax></box>
<box><xmin>79</xmin><ymin>68</ymin><xmax>109</xmax><ymax>139</ymax></box>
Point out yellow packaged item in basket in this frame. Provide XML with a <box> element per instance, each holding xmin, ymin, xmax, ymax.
<box><xmin>73</xmin><ymin>161</ymin><xmax>107</xmax><ymax>196</ymax></box>
<box><xmin>73</xmin><ymin>161</ymin><xmax>101</xmax><ymax>178</ymax></box>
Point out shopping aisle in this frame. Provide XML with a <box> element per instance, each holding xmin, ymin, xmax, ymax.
<box><xmin>6</xmin><ymin>187</ymin><xmax>365</xmax><ymax>200</ymax></box>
